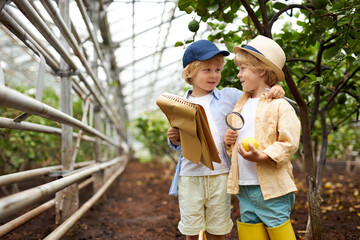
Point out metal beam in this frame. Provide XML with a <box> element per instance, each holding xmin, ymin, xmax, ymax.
<box><xmin>0</xmin><ymin>85</ymin><xmax>124</xmax><ymax>148</ymax></box>
<box><xmin>0</xmin><ymin>156</ymin><xmax>127</xmax><ymax>221</ymax></box>
<box><xmin>115</xmin><ymin>12</ymin><xmax>185</xmax><ymax>44</ymax></box>
<box><xmin>0</xmin><ymin>161</ymin><xmax>94</xmax><ymax>187</ymax></box>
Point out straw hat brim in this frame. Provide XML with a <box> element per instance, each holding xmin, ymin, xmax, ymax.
<box><xmin>234</xmin><ymin>46</ymin><xmax>285</xmax><ymax>82</ymax></box>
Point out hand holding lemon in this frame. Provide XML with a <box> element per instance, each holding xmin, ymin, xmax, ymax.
<box><xmin>238</xmin><ymin>137</ymin><xmax>272</xmax><ymax>163</ymax></box>
<box><xmin>241</xmin><ymin>137</ymin><xmax>259</xmax><ymax>152</ymax></box>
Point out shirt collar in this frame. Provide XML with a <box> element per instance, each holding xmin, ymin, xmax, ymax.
<box><xmin>184</xmin><ymin>88</ymin><xmax>220</xmax><ymax>100</ymax></box>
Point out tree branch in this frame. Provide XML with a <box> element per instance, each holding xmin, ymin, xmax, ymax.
<box><xmin>215</xmin><ymin>0</ymin><xmax>233</xmax><ymax>19</ymax></box>
<box><xmin>269</xmin><ymin>4</ymin><xmax>313</xmax><ymax>30</ymax></box>
<box><xmin>240</xmin><ymin>0</ymin><xmax>265</xmax><ymax>35</ymax></box>
<box><xmin>309</xmin><ymin>41</ymin><xmax>326</xmax><ymax>129</ymax></box>
<box><xmin>329</xmin><ymin>107</ymin><xmax>359</xmax><ymax>133</ymax></box>
<box><xmin>287</xmin><ymin>58</ymin><xmax>316</xmax><ymax>64</ymax></box>
<box><xmin>323</xmin><ymin>66</ymin><xmax>360</xmax><ymax>112</ymax></box>
<box><xmin>258</xmin><ymin>0</ymin><xmax>270</xmax><ymax>36</ymax></box>
<box><xmin>310</xmin><ymin>32</ymin><xmax>342</xmax><ymax>129</ymax></box>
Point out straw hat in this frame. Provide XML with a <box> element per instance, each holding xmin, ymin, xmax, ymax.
<box><xmin>234</xmin><ymin>35</ymin><xmax>286</xmax><ymax>81</ymax></box>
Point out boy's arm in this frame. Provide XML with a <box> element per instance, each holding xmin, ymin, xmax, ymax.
<box><xmin>168</xmin><ymin>127</ymin><xmax>181</xmax><ymax>151</ymax></box>
<box><xmin>224</xmin><ymin>129</ymin><xmax>238</xmax><ymax>157</ymax></box>
<box><xmin>168</xmin><ymin>139</ymin><xmax>181</xmax><ymax>151</ymax></box>
<box><xmin>263</xmin><ymin>102</ymin><xmax>300</xmax><ymax>168</ymax></box>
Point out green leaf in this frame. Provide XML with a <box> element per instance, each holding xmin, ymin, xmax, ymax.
<box><xmin>178</xmin><ymin>0</ymin><xmax>193</xmax><ymax>11</ymax></box>
<box><xmin>185</xmin><ymin>6</ymin><xmax>195</xmax><ymax>14</ymax></box>
<box><xmin>273</xmin><ymin>2</ymin><xmax>287</xmax><ymax>10</ymax></box>
<box><xmin>306</xmin><ymin>74</ymin><xmax>323</xmax><ymax>86</ymax></box>
<box><xmin>323</xmin><ymin>45</ymin><xmax>339</xmax><ymax>60</ymax></box>
<box><xmin>347</xmin><ymin>38</ymin><xmax>360</xmax><ymax>53</ymax></box>
<box><xmin>174</xmin><ymin>41</ymin><xmax>184</xmax><ymax>47</ymax></box>
<box><xmin>231</xmin><ymin>0</ymin><xmax>241</xmax><ymax>13</ymax></box>
<box><xmin>224</xmin><ymin>38</ymin><xmax>235</xmax><ymax>53</ymax></box>
<box><xmin>208</xmin><ymin>3</ymin><xmax>219</xmax><ymax>11</ymax></box>
<box><xmin>196</xmin><ymin>0</ymin><xmax>208</xmax><ymax>9</ymax></box>
<box><xmin>337</xmin><ymin>14</ymin><xmax>351</xmax><ymax>26</ymax></box>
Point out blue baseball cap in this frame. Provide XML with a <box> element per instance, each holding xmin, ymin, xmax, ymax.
<box><xmin>182</xmin><ymin>40</ymin><xmax>230</xmax><ymax>68</ymax></box>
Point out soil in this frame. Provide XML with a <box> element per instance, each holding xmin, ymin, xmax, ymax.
<box><xmin>1</xmin><ymin>160</ymin><xmax>359</xmax><ymax>240</ymax></box>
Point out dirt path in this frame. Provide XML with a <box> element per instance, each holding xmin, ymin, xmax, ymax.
<box><xmin>2</xmin><ymin>161</ymin><xmax>359</xmax><ymax>239</ymax></box>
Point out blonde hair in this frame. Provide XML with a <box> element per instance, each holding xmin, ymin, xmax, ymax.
<box><xmin>182</xmin><ymin>54</ymin><xmax>225</xmax><ymax>84</ymax></box>
<box><xmin>234</xmin><ymin>50</ymin><xmax>278</xmax><ymax>86</ymax></box>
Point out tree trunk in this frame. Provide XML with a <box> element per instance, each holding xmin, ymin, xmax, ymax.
<box><xmin>284</xmin><ymin>67</ymin><xmax>323</xmax><ymax>240</ymax></box>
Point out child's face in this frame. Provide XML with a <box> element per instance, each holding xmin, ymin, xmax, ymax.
<box><xmin>237</xmin><ymin>64</ymin><xmax>263</xmax><ymax>92</ymax></box>
<box><xmin>192</xmin><ymin>62</ymin><xmax>222</xmax><ymax>93</ymax></box>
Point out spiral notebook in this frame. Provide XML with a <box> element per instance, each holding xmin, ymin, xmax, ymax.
<box><xmin>156</xmin><ymin>93</ymin><xmax>221</xmax><ymax>170</ymax></box>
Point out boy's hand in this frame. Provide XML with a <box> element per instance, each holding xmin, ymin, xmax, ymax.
<box><xmin>267</xmin><ymin>85</ymin><xmax>285</xmax><ymax>99</ymax></box>
<box><xmin>225</xmin><ymin>129</ymin><xmax>238</xmax><ymax>146</ymax></box>
<box><xmin>237</xmin><ymin>141</ymin><xmax>271</xmax><ymax>163</ymax></box>
<box><xmin>168</xmin><ymin>127</ymin><xmax>180</xmax><ymax>145</ymax></box>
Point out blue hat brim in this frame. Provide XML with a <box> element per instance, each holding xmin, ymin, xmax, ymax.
<box><xmin>197</xmin><ymin>50</ymin><xmax>230</xmax><ymax>62</ymax></box>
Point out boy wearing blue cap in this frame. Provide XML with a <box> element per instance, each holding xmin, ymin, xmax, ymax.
<box><xmin>167</xmin><ymin>40</ymin><xmax>285</xmax><ymax>240</ymax></box>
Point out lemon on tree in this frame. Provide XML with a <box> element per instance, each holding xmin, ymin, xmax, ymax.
<box><xmin>188</xmin><ymin>19</ymin><xmax>199</xmax><ymax>32</ymax></box>
<box><xmin>242</xmin><ymin>137</ymin><xmax>259</xmax><ymax>152</ymax></box>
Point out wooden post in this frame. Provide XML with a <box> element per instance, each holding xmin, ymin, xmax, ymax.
<box><xmin>55</xmin><ymin>0</ymin><xmax>78</xmax><ymax>225</ymax></box>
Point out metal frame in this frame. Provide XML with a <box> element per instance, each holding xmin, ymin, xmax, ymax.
<box><xmin>0</xmin><ymin>0</ymin><xmax>188</xmax><ymax>238</ymax></box>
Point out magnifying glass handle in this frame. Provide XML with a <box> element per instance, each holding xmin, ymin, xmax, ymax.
<box><xmin>265</xmin><ymin>88</ymin><xmax>297</xmax><ymax>105</ymax></box>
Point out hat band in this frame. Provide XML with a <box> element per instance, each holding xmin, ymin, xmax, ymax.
<box><xmin>244</xmin><ymin>45</ymin><xmax>264</xmax><ymax>56</ymax></box>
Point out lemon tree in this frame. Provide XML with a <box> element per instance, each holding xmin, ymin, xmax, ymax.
<box><xmin>177</xmin><ymin>0</ymin><xmax>360</xmax><ymax>239</ymax></box>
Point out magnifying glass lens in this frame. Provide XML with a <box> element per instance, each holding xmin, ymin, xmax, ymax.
<box><xmin>225</xmin><ymin>112</ymin><xmax>244</xmax><ymax>130</ymax></box>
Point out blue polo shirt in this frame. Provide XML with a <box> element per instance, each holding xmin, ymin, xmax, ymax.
<box><xmin>168</xmin><ymin>87</ymin><xmax>243</xmax><ymax>196</ymax></box>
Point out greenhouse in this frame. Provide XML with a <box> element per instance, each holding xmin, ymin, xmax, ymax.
<box><xmin>0</xmin><ymin>0</ymin><xmax>359</xmax><ymax>239</ymax></box>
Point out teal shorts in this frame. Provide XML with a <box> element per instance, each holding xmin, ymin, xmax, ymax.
<box><xmin>236</xmin><ymin>185</ymin><xmax>295</xmax><ymax>228</ymax></box>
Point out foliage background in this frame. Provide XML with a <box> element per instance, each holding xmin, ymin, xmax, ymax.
<box><xmin>0</xmin><ymin>88</ymin><xmax>94</xmax><ymax>175</ymax></box>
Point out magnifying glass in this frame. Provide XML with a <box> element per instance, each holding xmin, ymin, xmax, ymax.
<box><xmin>225</xmin><ymin>112</ymin><xmax>245</xmax><ymax>131</ymax></box>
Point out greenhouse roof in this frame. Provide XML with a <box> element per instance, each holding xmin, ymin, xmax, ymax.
<box><xmin>0</xmin><ymin>0</ymin><xmax>220</xmax><ymax>120</ymax></box>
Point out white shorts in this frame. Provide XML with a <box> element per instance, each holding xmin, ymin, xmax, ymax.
<box><xmin>178</xmin><ymin>174</ymin><xmax>233</xmax><ymax>236</ymax></box>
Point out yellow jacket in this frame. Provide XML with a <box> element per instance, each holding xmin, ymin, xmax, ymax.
<box><xmin>226</xmin><ymin>92</ymin><xmax>300</xmax><ymax>200</ymax></box>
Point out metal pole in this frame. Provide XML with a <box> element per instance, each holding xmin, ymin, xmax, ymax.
<box><xmin>11</xmin><ymin>0</ymin><xmax>126</xmax><ymax>138</ymax></box>
<box><xmin>0</xmin><ymin>177</ymin><xmax>94</xmax><ymax>238</ymax></box>
<box><xmin>43</xmin><ymin>157</ymin><xmax>128</xmax><ymax>240</ymax></box>
<box><xmin>55</xmin><ymin>0</ymin><xmax>78</xmax><ymax>225</ymax></box>
<box><xmin>0</xmin><ymin>156</ymin><xmax>126</xmax><ymax>221</ymax></box>
<box><xmin>0</xmin><ymin>7</ymin><xmax>59</xmax><ymax>71</ymax></box>
<box><xmin>0</xmin><ymin>6</ymin><xmax>89</xmax><ymax>100</ymax></box>
<box><xmin>0</xmin><ymin>116</ymin><xmax>104</xmax><ymax>143</ymax></box>
<box><xmin>39</xmin><ymin>0</ymin><xmax>126</xmax><ymax>138</ymax></box>
<box><xmin>0</xmin><ymin>161</ymin><xmax>94</xmax><ymax>187</ymax></box>
<box><xmin>93</xmin><ymin>106</ymin><xmax>103</xmax><ymax>192</ymax></box>
<box><xmin>0</xmin><ymin>85</ymin><xmax>123</xmax><ymax>148</ymax></box>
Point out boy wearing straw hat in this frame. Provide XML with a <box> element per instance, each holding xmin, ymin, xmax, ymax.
<box><xmin>167</xmin><ymin>40</ymin><xmax>285</xmax><ymax>240</ymax></box>
<box><xmin>224</xmin><ymin>35</ymin><xmax>300</xmax><ymax>240</ymax></box>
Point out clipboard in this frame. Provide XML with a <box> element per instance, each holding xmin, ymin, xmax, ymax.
<box><xmin>156</xmin><ymin>93</ymin><xmax>221</xmax><ymax>170</ymax></box>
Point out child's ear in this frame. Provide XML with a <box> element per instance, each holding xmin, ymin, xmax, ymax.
<box><xmin>259</xmin><ymin>69</ymin><xmax>266</xmax><ymax>77</ymax></box>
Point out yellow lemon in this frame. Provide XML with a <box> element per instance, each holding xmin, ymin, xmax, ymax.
<box><xmin>242</xmin><ymin>137</ymin><xmax>259</xmax><ymax>152</ymax></box>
